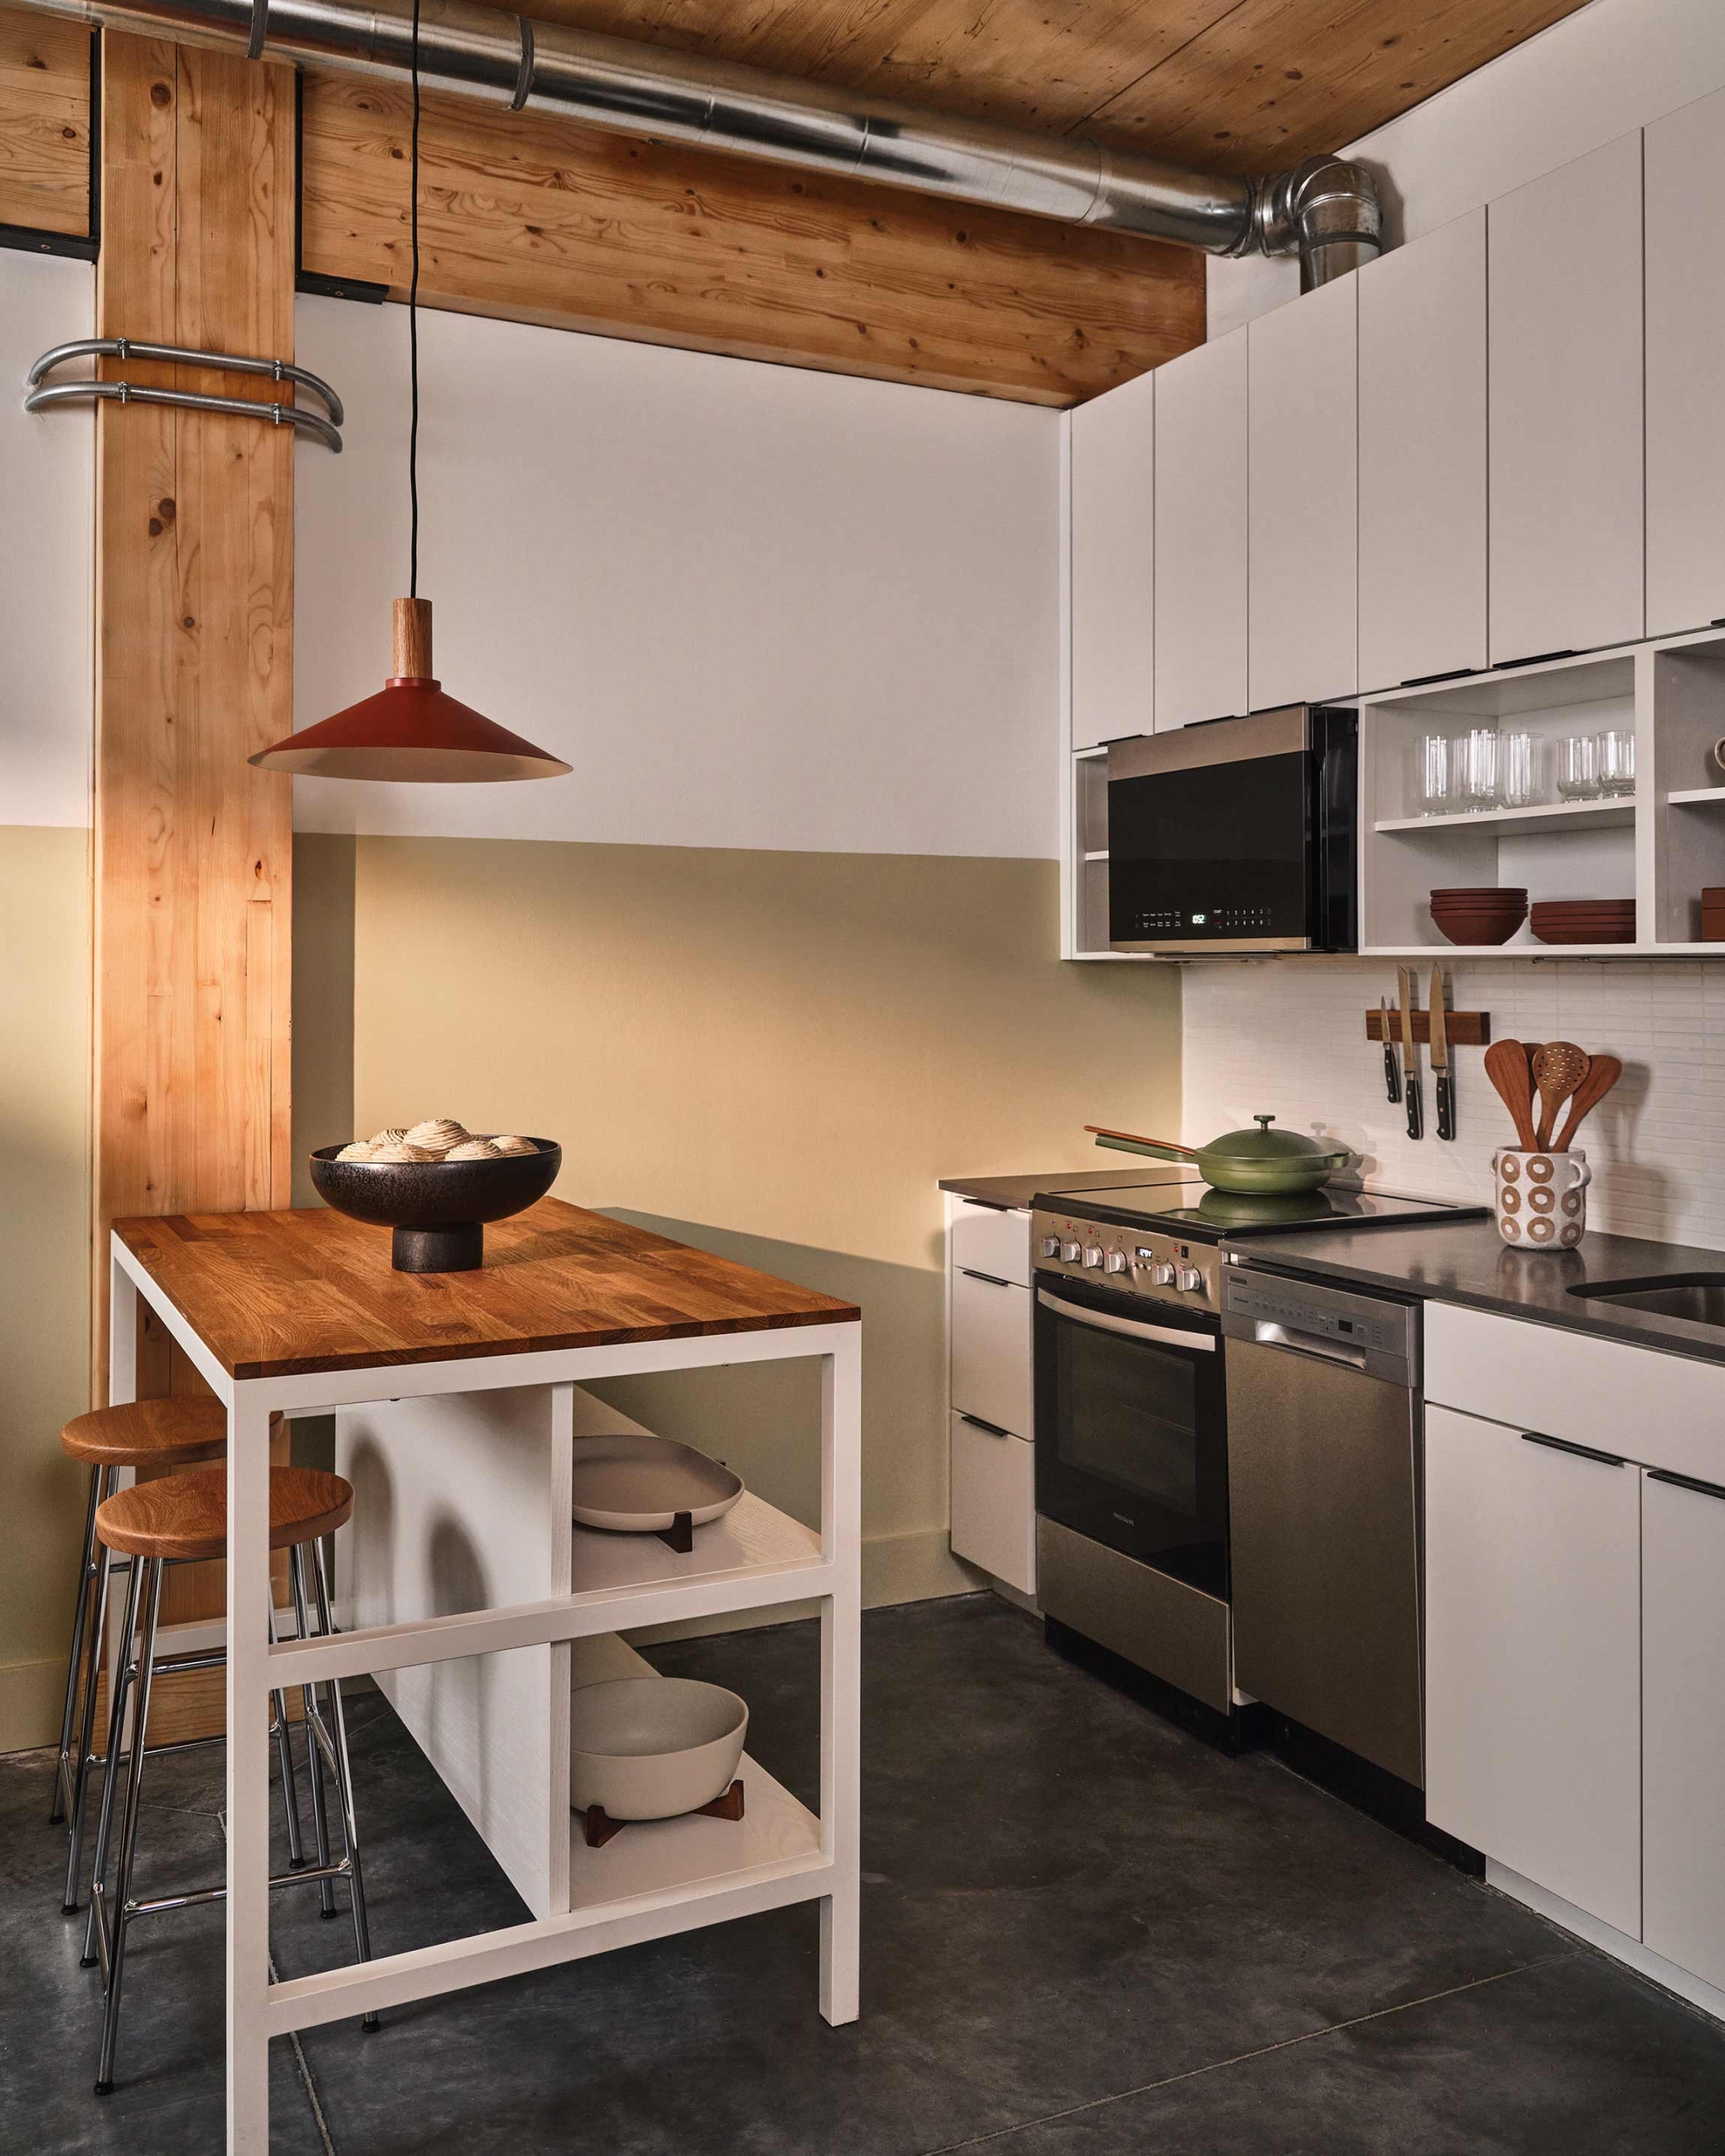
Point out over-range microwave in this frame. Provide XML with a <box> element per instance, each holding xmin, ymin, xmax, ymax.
<box><xmin>1106</xmin><ymin>707</ymin><xmax>1359</xmax><ymax>955</ymax></box>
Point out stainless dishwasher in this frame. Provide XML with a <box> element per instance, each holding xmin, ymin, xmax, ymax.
<box><xmin>1220</xmin><ymin>1262</ymin><xmax>1423</xmax><ymax>1789</ymax></box>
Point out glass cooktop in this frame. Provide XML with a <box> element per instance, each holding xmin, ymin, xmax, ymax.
<box><xmin>1034</xmin><ymin>1175</ymin><xmax>1488</xmax><ymax>1241</ymax></box>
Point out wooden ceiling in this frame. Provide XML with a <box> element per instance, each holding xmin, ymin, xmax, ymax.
<box><xmin>528</xmin><ymin>0</ymin><xmax>1594</xmax><ymax>173</ymax></box>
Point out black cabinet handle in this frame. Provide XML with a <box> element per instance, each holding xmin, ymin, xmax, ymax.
<box><xmin>1520</xmin><ymin>1430</ymin><xmax>1626</xmax><ymax>1468</ymax></box>
<box><xmin>1648</xmin><ymin>1467</ymin><xmax>1725</xmax><ymax>1502</ymax></box>
<box><xmin>957</xmin><ymin>1413</ymin><xmax>1012</xmax><ymax>1438</ymax></box>
<box><xmin>959</xmin><ymin>1268</ymin><xmax>1013</xmax><ymax>1288</ymax></box>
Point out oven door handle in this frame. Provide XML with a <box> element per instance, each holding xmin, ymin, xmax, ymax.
<box><xmin>1036</xmin><ymin>1288</ymin><xmax>1217</xmax><ymax>1353</ymax></box>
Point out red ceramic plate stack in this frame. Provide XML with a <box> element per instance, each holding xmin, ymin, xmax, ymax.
<box><xmin>1428</xmin><ymin>887</ymin><xmax>1529</xmax><ymax>946</ymax></box>
<box><xmin>1529</xmin><ymin>899</ymin><xmax>1637</xmax><ymax>946</ymax></box>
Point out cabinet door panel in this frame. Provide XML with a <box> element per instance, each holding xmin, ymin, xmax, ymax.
<box><xmin>1646</xmin><ymin>87</ymin><xmax>1725</xmax><ymax>638</ymax></box>
<box><xmin>1488</xmin><ymin>132</ymin><xmax>1643</xmax><ymax>663</ymax></box>
<box><xmin>1425</xmin><ymin>1403</ymin><xmax>1641</xmax><ymax>1935</ymax></box>
<box><xmin>1248</xmin><ymin>277</ymin><xmax>1358</xmax><ymax>710</ymax></box>
<box><xmin>950</xmin><ymin>1268</ymin><xmax>1032</xmax><ymax>1438</ymax></box>
<box><xmin>1153</xmin><ymin>328</ymin><xmax>1247</xmax><ymax>730</ymax></box>
<box><xmin>1071</xmin><ymin>373</ymin><xmax>1155</xmax><ymax>751</ymax></box>
<box><xmin>1643</xmin><ymin>1470</ymin><xmax>1725</xmax><ymax>1989</ymax></box>
<box><xmin>949</xmin><ymin>1412</ymin><xmax>1036</xmax><ymax>1593</ymax></box>
<box><xmin>949</xmin><ymin>1200</ymin><xmax>1032</xmax><ymax>1289</ymax></box>
<box><xmin>1358</xmin><ymin>210</ymin><xmax>1487</xmax><ymax>694</ymax></box>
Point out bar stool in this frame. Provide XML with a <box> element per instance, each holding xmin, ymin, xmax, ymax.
<box><xmin>83</xmin><ymin>1465</ymin><xmax>376</xmax><ymax>2096</ymax></box>
<box><xmin>51</xmin><ymin>1400</ymin><xmax>228</xmax><ymax>1910</ymax></box>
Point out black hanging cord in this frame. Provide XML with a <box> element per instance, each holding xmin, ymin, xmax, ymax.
<box><xmin>409</xmin><ymin>0</ymin><xmax>421</xmax><ymax>600</ymax></box>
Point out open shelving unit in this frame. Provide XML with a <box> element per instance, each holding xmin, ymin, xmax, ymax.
<box><xmin>1062</xmin><ymin>626</ymin><xmax>1725</xmax><ymax>961</ymax></box>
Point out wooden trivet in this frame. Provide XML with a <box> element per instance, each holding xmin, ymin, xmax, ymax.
<box><xmin>583</xmin><ymin>1779</ymin><xmax>745</xmax><ymax>1849</ymax></box>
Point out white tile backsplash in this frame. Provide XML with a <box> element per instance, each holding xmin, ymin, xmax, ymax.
<box><xmin>1182</xmin><ymin>959</ymin><xmax>1725</xmax><ymax>1250</ymax></box>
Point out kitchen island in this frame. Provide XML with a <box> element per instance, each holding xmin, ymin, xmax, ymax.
<box><xmin>108</xmin><ymin>1199</ymin><xmax>862</xmax><ymax>2156</ymax></box>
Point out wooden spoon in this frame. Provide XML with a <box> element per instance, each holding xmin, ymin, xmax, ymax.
<box><xmin>1551</xmin><ymin>1054</ymin><xmax>1623</xmax><ymax>1151</ymax></box>
<box><xmin>1483</xmin><ymin>1038</ymin><xmax>1541</xmax><ymax>1150</ymax></box>
<box><xmin>1532</xmin><ymin>1041</ymin><xmax>1590</xmax><ymax>1150</ymax></box>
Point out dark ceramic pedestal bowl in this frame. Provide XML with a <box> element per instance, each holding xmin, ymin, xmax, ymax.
<box><xmin>309</xmin><ymin>1139</ymin><xmax>561</xmax><ymax>1272</ymax></box>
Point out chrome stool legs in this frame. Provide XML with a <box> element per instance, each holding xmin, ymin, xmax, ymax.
<box><xmin>51</xmin><ymin>1466</ymin><xmax>110</xmax><ymax>1832</ymax></box>
<box><xmin>83</xmin><ymin>1544</ymin><xmax>376</xmax><ymax>2095</ymax></box>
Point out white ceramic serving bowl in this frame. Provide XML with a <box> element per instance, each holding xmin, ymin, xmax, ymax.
<box><xmin>569</xmin><ymin>1678</ymin><xmax>748</xmax><ymax>1822</ymax></box>
<box><xmin>569</xmin><ymin>1432</ymin><xmax>745</xmax><ymax>1534</ymax></box>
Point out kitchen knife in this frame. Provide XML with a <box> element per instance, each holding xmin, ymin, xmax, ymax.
<box><xmin>1380</xmin><ymin>995</ymin><xmax>1402</xmax><ymax>1104</ymax></box>
<box><xmin>1429</xmin><ymin>963</ymin><xmax>1455</xmax><ymax>1140</ymax></box>
<box><xmin>1398</xmin><ymin>966</ymin><xmax>1423</xmax><ymax>1140</ymax></box>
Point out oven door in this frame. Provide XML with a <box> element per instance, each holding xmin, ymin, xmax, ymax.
<box><xmin>1033</xmin><ymin>1277</ymin><xmax>1228</xmax><ymax>1598</ymax></box>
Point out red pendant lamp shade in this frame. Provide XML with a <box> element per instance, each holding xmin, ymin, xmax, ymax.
<box><xmin>251</xmin><ymin>599</ymin><xmax>570</xmax><ymax>782</ymax></box>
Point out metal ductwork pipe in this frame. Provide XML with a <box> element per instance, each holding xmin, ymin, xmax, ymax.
<box><xmin>19</xmin><ymin>0</ymin><xmax>1382</xmax><ymax>286</ymax></box>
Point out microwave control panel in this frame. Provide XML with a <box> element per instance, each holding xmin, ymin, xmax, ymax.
<box><xmin>1030</xmin><ymin>1212</ymin><xmax>1220</xmax><ymax>1307</ymax></box>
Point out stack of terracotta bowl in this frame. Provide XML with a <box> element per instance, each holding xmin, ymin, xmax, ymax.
<box><xmin>1529</xmin><ymin>899</ymin><xmax>1637</xmax><ymax>945</ymax></box>
<box><xmin>1428</xmin><ymin>886</ymin><xmax>1529</xmax><ymax>946</ymax></box>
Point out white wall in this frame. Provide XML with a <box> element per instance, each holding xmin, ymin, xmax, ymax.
<box><xmin>0</xmin><ymin>252</ymin><xmax>93</xmax><ymax>829</ymax></box>
<box><xmin>1185</xmin><ymin>959</ymin><xmax>1725</xmax><ymax>1249</ymax></box>
<box><xmin>293</xmin><ymin>297</ymin><xmax>1061</xmax><ymax>859</ymax></box>
<box><xmin>1208</xmin><ymin>0</ymin><xmax>1725</xmax><ymax>339</ymax></box>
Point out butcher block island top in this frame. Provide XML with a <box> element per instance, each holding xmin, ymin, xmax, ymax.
<box><xmin>113</xmin><ymin>1198</ymin><xmax>860</xmax><ymax>1379</ymax></box>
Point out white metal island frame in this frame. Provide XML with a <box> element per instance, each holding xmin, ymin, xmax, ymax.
<box><xmin>107</xmin><ymin>1199</ymin><xmax>862</xmax><ymax>2155</ymax></box>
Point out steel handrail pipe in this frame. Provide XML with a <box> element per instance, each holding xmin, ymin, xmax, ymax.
<box><xmin>28</xmin><ymin>334</ymin><xmax>345</xmax><ymax>423</ymax></box>
<box><xmin>24</xmin><ymin>376</ymin><xmax>345</xmax><ymax>451</ymax></box>
<box><xmin>13</xmin><ymin>0</ymin><xmax>1381</xmax><ymax>285</ymax></box>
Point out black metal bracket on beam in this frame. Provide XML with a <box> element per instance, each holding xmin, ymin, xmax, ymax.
<box><xmin>0</xmin><ymin>221</ymin><xmax>99</xmax><ymax>262</ymax></box>
<box><xmin>296</xmin><ymin>270</ymin><xmax>389</xmax><ymax>304</ymax></box>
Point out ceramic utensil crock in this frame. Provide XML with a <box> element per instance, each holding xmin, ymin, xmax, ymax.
<box><xmin>1494</xmin><ymin>1149</ymin><xmax>1591</xmax><ymax>1248</ymax></box>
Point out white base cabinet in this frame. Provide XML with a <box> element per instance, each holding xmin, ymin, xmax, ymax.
<box><xmin>945</xmin><ymin>1197</ymin><xmax>1037</xmax><ymax>1597</ymax></box>
<box><xmin>949</xmin><ymin>1411</ymin><xmax>1036</xmax><ymax>1594</ymax></box>
<box><xmin>1424</xmin><ymin>1401</ymin><xmax>1642</xmax><ymax>1938</ymax></box>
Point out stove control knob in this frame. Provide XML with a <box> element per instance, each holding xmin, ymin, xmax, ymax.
<box><xmin>1061</xmin><ymin>1240</ymin><xmax>1082</xmax><ymax>1264</ymax></box>
<box><xmin>1039</xmin><ymin>1235</ymin><xmax>1061</xmax><ymax>1259</ymax></box>
<box><xmin>1176</xmin><ymin>1265</ymin><xmax>1205</xmax><ymax>1294</ymax></box>
<box><xmin>1150</xmin><ymin>1261</ymin><xmax>1177</xmax><ymax>1288</ymax></box>
<box><xmin>1083</xmin><ymin>1245</ymin><xmax>1104</xmax><ymax>1269</ymax></box>
<box><xmin>1104</xmin><ymin>1250</ymin><xmax>1128</xmax><ymax>1275</ymax></box>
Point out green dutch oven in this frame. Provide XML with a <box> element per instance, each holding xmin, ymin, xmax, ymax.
<box><xmin>1085</xmin><ymin>1116</ymin><xmax>1353</xmax><ymax>1196</ymax></box>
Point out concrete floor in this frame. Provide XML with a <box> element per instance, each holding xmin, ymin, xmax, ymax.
<box><xmin>8</xmin><ymin>1593</ymin><xmax>1725</xmax><ymax>2153</ymax></box>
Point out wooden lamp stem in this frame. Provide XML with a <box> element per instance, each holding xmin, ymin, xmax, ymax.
<box><xmin>393</xmin><ymin>596</ymin><xmax>434</xmax><ymax>680</ymax></box>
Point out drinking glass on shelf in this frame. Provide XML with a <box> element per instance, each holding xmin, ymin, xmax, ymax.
<box><xmin>1557</xmin><ymin>734</ymin><xmax>1599</xmax><ymax>801</ymax></box>
<box><xmin>1460</xmin><ymin>728</ymin><xmax>1501</xmax><ymax>813</ymax></box>
<box><xmin>1595</xmin><ymin>728</ymin><xmax>1636</xmax><ymax>798</ymax></box>
<box><xmin>1499</xmin><ymin>731</ymin><xmax>1539</xmax><ymax>810</ymax></box>
<box><xmin>1414</xmin><ymin>734</ymin><xmax>1455</xmax><ymax>816</ymax></box>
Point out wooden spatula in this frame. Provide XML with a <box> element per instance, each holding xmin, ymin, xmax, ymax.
<box><xmin>1483</xmin><ymin>1038</ymin><xmax>1541</xmax><ymax>1150</ymax></box>
<box><xmin>1532</xmin><ymin>1041</ymin><xmax>1589</xmax><ymax>1150</ymax></box>
<box><xmin>1551</xmin><ymin>1054</ymin><xmax>1623</xmax><ymax>1151</ymax></box>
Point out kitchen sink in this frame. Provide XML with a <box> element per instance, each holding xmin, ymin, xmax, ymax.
<box><xmin>1571</xmin><ymin>1274</ymin><xmax>1725</xmax><ymax>1326</ymax></box>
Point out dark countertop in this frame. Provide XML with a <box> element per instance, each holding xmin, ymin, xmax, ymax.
<box><xmin>1228</xmin><ymin>1219</ymin><xmax>1725</xmax><ymax>1367</ymax></box>
<box><xmin>940</xmin><ymin>1167</ymin><xmax>1193</xmax><ymax>1209</ymax></box>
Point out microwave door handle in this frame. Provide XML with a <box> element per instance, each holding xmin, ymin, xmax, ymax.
<box><xmin>1036</xmin><ymin>1288</ymin><xmax>1218</xmax><ymax>1353</ymax></box>
<box><xmin>1251</xmin><ymin>1320</ymin><xmax>1369</xmax><ymax>1372</ymax></box>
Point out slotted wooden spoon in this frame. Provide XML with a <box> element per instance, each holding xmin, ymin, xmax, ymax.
<box><xmin>1532</xmin><ymin>1041</ymin><xmax>1590</xmax><ymax>1149</ymax></box>
<box><xmin>1551</xmin><ymin>1053</ymin><xmax>1623</xmax><ymax>1151</ymax></box>
<box><xmin>1483</xmin><ymin>1038</ymin><xmax>1541</xmax><ymax>1150</ymax></box>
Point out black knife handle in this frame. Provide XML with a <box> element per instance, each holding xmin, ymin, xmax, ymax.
<box><xmin>1406</xmin><ymin>1074</ymin><xmax>1424</xmax><ymax>1141</ymax></box>
<box><xmin>1435</xmin><ymin>1070</ymin><xmax>1455</xmax><ymax>1141</ymax></box>
<box><xmin>1384</xmin><ymin>1041</ymin><xmax>1402</xmax><ymax>1104</ymax></box>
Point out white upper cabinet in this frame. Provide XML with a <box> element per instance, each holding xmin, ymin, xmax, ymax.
<box><xmin>1153</xmin><ymin>328</ymin><xmax>1247</xmax><ymax>729</ymax></box>
<box><xmin>1248</xmin><ymin>275</ymin><xmax>1359</xmax><ymax>710</ymax></box>
<box><xmin>1487</xmin><ymin>131</ymin><xmax>1644</xmax><ymax>665</ymax></box>
<box><xmin>1069</xmin><ymin>371</ymin><xmax>1155</xmax><ymax>751</ymax></box>
<box><xmin>1357</xmin><ymin>210</ymin><xmax>1487</xmax><ymax>694</ymax></box>
<box><xmin>1646</xmin><ymin>87</ymin><xmax>1725</xmax><ymax>638</ymax></box>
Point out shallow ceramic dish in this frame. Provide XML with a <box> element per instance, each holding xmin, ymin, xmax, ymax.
<box><xmin>308</xmin><ymin>1138</ymin><xmax>559</xmax><ymax>1273</ymax></box>
<box><xmin>569</xmin><ymin>1677</ymin><xmax>748</xmax><ymax>1822</ymax></box>
<box><xmin>569</xmin><ymin>1431</ymin><xmax>744</xmax><ymax>1534</ymax></box>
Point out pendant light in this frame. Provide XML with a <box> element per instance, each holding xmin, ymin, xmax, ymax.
<box><xmin>252</xmin><ymin>0</ymin><xmax>569</xmax><ymax>784</ymax></box>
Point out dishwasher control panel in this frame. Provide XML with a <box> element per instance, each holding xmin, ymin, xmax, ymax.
<box><xmin>1220</xmin><ymin>1267</ymin><xmax>1418</xmax><ymax>1386</ymax></box>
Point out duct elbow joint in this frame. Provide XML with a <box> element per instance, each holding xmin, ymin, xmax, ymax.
<box><xmin>1247</xmin><ymin>155</ymin><xmax>1384</xmax><ymax>288</ymax></box>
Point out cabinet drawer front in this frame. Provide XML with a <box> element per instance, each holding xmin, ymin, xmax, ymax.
<box><xmin>1424</xmin><ymin>1401</ymin><xmax>1641</xmax><ymax>1936</ymax></box>
<box><xmin>950</xmin><ymin>1268</ymin><xmax>1033</xmax><ymax>1438</ymax></box>
<box><xmin>1424</xmin><ymin>1301</ymin><xmax>1725</xmax><ymax>1483</ymax></box>
<box><xmin>949</xmin><ymin>1412</ymin><xmax>1036</xmax><ymax>1594</ymax></box>
<box><xmin>950</xmin><ymin>1199</ymin><xmax>1033</xmax><ymax>1288</ymax></box>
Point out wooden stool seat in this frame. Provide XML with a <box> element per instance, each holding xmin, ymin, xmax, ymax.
<box><xmin>95</xmin><ymin>1468</ymin><xmax>354</xmax><ymax>1562</ymax></box>
<box><xmin>61</xmin><ymin>1398</ymin><xmax>228</xmax><ymax>1470</ymax></box>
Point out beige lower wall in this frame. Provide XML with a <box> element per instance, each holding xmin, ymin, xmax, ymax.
<box><xmin>330</xmin><ymin>835</ymin><xmax>1181</xmax><ymax>1592</ymax></box>
<box><xmin>0</xmin><ymin>826</ymin><xmax>91</xmax><ymax>1750</ymax></box>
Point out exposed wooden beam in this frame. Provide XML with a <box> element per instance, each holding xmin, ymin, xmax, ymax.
<box><xmin>0</xmin><ymin>3</ymin><xmax>90</xmax><ymax>236</ymax></box>
<box><xmin>299</xmin><ymin>71</ymin><xmax>1207</xmax><ymax>407</ymax></box>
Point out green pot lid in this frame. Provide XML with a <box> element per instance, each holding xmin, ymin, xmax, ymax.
<box><xmin>1200</xmin><ymin>1115</ymin><xmax>1341</xmax><ymax>1161</ymax></box>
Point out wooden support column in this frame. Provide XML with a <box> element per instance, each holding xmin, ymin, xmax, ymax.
<box><xmin>94</xmin><ymin>34</ymin><xmax>296</xmax><ymax>1679</ymax></box>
